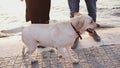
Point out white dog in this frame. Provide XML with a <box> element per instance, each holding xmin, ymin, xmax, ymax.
<box><xmin>1</xmin><ymin>13</ymin><xmax>97</xmax><ymax>63</ymax></box>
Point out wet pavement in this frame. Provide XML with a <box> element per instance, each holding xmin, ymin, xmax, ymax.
<box><xmin>0</xmin><ymin>44</ymin><xmax>120</xmax><ymax>68</ymax></box>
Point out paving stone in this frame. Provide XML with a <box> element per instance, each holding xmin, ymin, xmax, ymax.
<box><xmin>0</xmin><ymin>45</ymin><xmax>120</xmax><ymax>68</ymax></box>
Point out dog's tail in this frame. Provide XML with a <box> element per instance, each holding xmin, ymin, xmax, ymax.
<box><xmin>1</xmin><ymin>27</ymin><xmax>24</xmax><ymax>34</ymax></box>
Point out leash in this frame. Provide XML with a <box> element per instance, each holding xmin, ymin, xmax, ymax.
<box><xmin>71</xmin><ymin>23</ymin><xmax>82</xmax><ymax>39</ymax></box>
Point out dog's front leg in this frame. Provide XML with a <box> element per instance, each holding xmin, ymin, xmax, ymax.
<box><xmin>66</xmin><ymin>48</ymin><xmax>79</xmax><ymax>64</ymax></box>
<box><xmin>58</xmin><ymin>48</ymin><xmax>69</xmax><ymax>60</ymax></box>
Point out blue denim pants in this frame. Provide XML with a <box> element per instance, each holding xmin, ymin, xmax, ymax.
<box><xmin>68</xmin><ymin>0</ymin><xmax>97</xmax><ymax>22</ymax></box>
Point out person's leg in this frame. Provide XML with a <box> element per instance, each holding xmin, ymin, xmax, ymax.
<box><xmin>37</xmin><ymin>0</ymin><xmax>51</xmax><ymax>24</ymax></box>
<box><xmin>85</xmin><ymin>0</ymin><xmax>100</xmax><ymax>27</ymax></box>
<box><xmin>68</xmin><ymin>0</ymin><xmax>80</xmax><ymax>18</ymax></box>
<box><xmin>85</xmin><ymin>0</ymin><xmax>97</xmax><ymax>22</ymax></box>
<box><xmin>25</xmin><ymin>0</ymin><xmax>51</xmax><ymax>24</ymax></box>
<box><xmin>32</xmin><ymin>0</ymin><xmax>51</xmax><ymax>24</ymax></box>
<box><xmin>85</xmin><ymin>0</ymin><xmax>101</xmax><ymax>42</ymax></box>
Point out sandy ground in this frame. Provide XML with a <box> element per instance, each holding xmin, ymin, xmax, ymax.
<box><xmin>0</xmin><ymin>0</ymin><xmax>120</xmax><ymax>57</ymax></box>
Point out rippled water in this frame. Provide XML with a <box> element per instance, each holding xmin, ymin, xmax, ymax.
<box><xmin>0</xmin><ymin>0</ymin><xmax>120</xmax><ymax>29</ymax></box>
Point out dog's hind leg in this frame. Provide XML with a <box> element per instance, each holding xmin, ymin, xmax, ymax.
<box><xmin>22</xmin><ymin>39</ymin><xmax>38</xmax><ymax>63</ymax></box>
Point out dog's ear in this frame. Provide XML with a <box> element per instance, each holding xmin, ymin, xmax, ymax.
<box><xmin>70</xmin><ymin>13</ymin><xmax>85</xmax><ymax>26</ymax></box>
<box><xmin>73</xmin><ymin>13</ymin><xmax>84</xmax><ymax>24</ymax></box>
<box><xmin>77</xmin><ymin>17</ymin><xmax>84</xmax><ymax>29</ymax></box>
<box><xmin>71</xmin><ymin>16</ymin><xmax>84</xmax><ymax>29</ymax></box>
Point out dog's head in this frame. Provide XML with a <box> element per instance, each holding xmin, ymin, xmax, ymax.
<box><xmin>71</xmin><ymin>13</ymin><xmax>97</xmax><ymax>33</ymax></box>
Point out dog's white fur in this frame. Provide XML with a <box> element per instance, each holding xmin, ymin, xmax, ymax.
<box><xmin>1</xmin><ymin>13</ymin><xmax>97</xmax><ymax>63</ymax></box>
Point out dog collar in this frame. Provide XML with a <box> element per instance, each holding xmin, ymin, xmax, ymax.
<box><xmin>71</xmin><ymin>23</ymin><xmax>82</xmax><ymax>39</ymax></box>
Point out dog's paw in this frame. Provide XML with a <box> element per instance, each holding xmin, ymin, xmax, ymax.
<box><xmin>72</xmin><ymin>59</ymin><xmax>79</xmax><ymax>64</ymax></box>
<box><xmin>0</xmin><ymin>30</ymin><xmax>6</xmax><ymax>33</ymax></box>
<box><xmin>31</xmin><ymin>60</ymin><xmax>38</xmax><ymax>64</ymax></box>
<box><xmin>0</xmin><ymin>31</ymin><xmax>8</xmax><ymax>38</ymax></box>
<box><xmin>31</xmin><ymin>60</ymin><xmax>39</xmax><ymax>68</ymax></box>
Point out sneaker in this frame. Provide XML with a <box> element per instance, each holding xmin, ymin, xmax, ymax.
<box><xmin>97</xmin><ymin>24</ymin><xmax>100</xmax><ymax>27</ymax></box>
<box><xmin>88</xmin><ymin>30</ymin><xmax>101</xmax><ymax>42</ymax></box>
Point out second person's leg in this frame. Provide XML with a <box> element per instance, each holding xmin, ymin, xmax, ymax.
<box><xmin>85</xmin><ymin>0</ymin><xmax>101</xmax><ymax>42</ymax></box>
<box><xmin>68</xmin><ymin>0</ymin><xmax>80</xmax><ymax>18</ymax></box>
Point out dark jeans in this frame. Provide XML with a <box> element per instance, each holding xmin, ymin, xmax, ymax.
<box><xmin>68</xmin><ymin>0</ymin><xmax>97</xmax><ymax>22</ymax></box>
